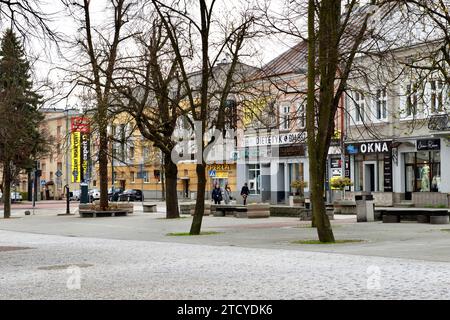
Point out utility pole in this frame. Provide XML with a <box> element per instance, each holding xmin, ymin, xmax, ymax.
<box><xmin>66</xmin><ymin>110</ymin><xmax>71</xmax><ymax>214</ymax></box>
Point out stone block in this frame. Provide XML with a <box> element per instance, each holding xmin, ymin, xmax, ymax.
<box><xmin>430</xmin><ymin>215</ymin><xmax>450</xmax><ymax>225</ymax></box>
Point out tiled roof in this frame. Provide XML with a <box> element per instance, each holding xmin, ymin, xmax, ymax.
<box><xmin>254</xmin><ymin>41</ymin><xmax>308</xmax><ymax>79</ymax></box>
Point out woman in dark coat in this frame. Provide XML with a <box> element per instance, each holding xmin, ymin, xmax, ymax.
<box><xmin>212</xmin><ymin>185</ymin><xmax>223</xmax><ymax>204</ymax></box>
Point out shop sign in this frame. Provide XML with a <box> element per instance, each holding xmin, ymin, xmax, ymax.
<box><xmin>417</xmin><ymin>139</ymin><xmax>440</xmax><ymax>151</ymax></box>
<box><xmin>279</xmin><ymin>145</ymin><xmax>306</xmax><ymax>157</ymax></box>
<box><xmin>207</xmin><ymin>164</ymin><xmax>232</xmax><ymax>171</ymax></box>
<box><xmin>245</xmin><ymin>132</ymin><xmax>306</xmax><ymax>147</ymax></box>
<box><xmin>215</xmin><ymin>171</ymin><xmax>229</xmax><ymax>179</ymax></box>
<box><xmin>345</xmin><ymin>141</ymin><xmax>391</xmax><ymax>154</ymax></box>
<box><xmin>383</xmin><ymin>153</ymin><xmax>393</xmax><ymax>192</ymax></box>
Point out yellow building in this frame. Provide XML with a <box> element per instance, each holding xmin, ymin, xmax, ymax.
<box><xmin>89</xmin><ymin>113</ymin><xmax>238</xmax><ymax>200</ymax></box>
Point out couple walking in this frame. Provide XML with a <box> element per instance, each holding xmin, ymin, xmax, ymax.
<box><xmin>212</xmin><ymin>184</ymin><xmax>232</xmax><ymax>204</ymax></box>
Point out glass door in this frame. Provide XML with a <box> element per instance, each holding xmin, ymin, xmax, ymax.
<box><xmin>405</xmin><ymin>164</ymin><xmax>414</xmax><ymax>200</ymax></box>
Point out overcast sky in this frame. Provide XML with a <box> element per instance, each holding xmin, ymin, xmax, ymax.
<box><xmin>17</xmin><ymin>0</ymin><xmax>299</xmax><ymax>109</ymax></box>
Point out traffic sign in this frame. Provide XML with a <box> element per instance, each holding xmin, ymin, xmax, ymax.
<box><xmin>56</xmin><ymin>170</ymin><xmax>63</xmax><ymax>178</ymax></box>
<box><xmin>208</xmin><ymin>170</ymin><xmax>216</xmax><ymax>177</ymax></box>
<box><xmin>40</xmin><ymin>180</ymin><xmax>46</xmax><ymax>186</ymax></box>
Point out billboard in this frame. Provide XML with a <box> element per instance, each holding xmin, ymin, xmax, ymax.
<box><xmin>71</xmin><ymin>117</ymin><xmax>90</xmax><ymax>183</ymax></box>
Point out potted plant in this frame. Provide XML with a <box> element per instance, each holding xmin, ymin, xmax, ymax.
<box><xmin>290</xmin><ymin>180</ymin><xmax>308</xmax><ymax>206</ymax></box>
<box><xmin>330</xmin><ymin>176</ymin><xmax>353</xmax><ymax>200</ymax></box>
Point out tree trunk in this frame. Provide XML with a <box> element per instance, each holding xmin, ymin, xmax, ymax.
<box><xmin>310</xmin><ymin>166</ymin><xmax>334</xmax><ymax>242</ymax></box>
<box><xmin>98</xmin><ymin>104</ymin><xmax>109</xmax><ymax>210</ymax></box>
<box><xmin>3</xmin><ymin>162</ymin><xmax>11</xmax><ymax>219</ymax></box>
<box><xmin>190</xmin><ymin>162</ymin><xmax>206</xmax><ymax>235</ymax></box>
<box><xmin>164</xmin><ymin>152</ymin><xmax>179</xmax><ymax>219</ymax></box>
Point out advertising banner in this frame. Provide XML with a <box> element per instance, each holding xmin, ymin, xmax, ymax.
<box><xmin>71</xmin><ymin>117</ymin><xmax>91</xmax><ymax>182</ymax></box>
<box><xmin>71</xmin><ymin>131</ymin><xmax>81</xmax><ymax>183</ymax></box>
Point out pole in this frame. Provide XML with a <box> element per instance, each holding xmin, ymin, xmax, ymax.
<box><xmin>66</xmin><ymin>110</ymin><xmax>71</xmax><ymax>214</ymax></box>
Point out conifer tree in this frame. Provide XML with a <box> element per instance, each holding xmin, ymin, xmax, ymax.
<box><xmin>0</xmin><ymin>29</ymin><xmax>45</xmax><ymax>218</ymax></box>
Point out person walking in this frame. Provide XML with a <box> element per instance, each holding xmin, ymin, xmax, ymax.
<box><xmin>212</xmin><ymin>184</ymin><xmax>223</xmax><ymax>205</ymax></box>
<box><xmin>240</xmin><ymin>183</ymin><xmax>250</xmax><ymax>205</ymax></box>
<box><xmin>224</xmin><ymin>184</ymin><xmax>232</xmax><ymax>204</ymax></box>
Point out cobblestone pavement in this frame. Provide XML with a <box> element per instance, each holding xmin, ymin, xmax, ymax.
<box><xmin>1</xmin><ymin>229</ymin><xmax>450</xmax><ymax>300</ymax></box>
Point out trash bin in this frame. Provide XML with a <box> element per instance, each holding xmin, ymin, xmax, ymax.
<box><xmin>355</xmin><ymin>194</ymin><xmax>374</xmax><ymax>222</ymax></box>
<box><xmin>80</xmin><ymin>183</ymin><xmax>89</xmax><ymax>204</ymax></box>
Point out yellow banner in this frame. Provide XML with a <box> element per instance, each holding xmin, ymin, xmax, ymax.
<box><xmin>71</xmin><ymin>132</ymin><xmax>81</xmax><ymax>183</ymax></box>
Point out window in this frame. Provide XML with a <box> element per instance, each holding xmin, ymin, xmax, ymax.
<box><xmin>56</xmin><ymin>143</ymin><xmax>61</xmax><ymax>155</ymax></box>
<box><xmin>129</xmin><ymin>146</ymin><xmax>135</xmax><ymax>160</ymax></box>
<box><xmin>279</xmin><ymin>105</ymin><xmax>290</xmax><ymax>130</ymax></box>
<box><xmin>50</xmin><ymin>172</ymin><xmax>54</xmax><ymax>181</ymax></box>
<box><xmin>143</xmin><ymin>171</ymin><xmax>149</xmax><ymax>183</ymax></box>
<box><xmin>375</xmin><ymin>88</ymin><xmax>387</xmax><ymax>120</ymax></box>
<box><xmin>130</xmin><ymin>171</ymin><xmax>135</xmax><ymax>183</ymax></box>
<box><xmin>143</xmin><ymin>147</ymin><xmax>149</xmax><ymax>160</ymax></box>
<box><xmin>354</xmin><ymin>92</ymin><xmax>365</xmax><ymax>122</ymax></box>
<box><xmin>297</xmin><ymin>103</ymin><xmax>306</xmax><ymax>128</ymax></box>
<box><xmin>57</xmin><ymin>126</ymin><xmax>61</xmax><ymax>137</ymax></box>
<box><xmin>430</xmin><ymin>80</ymin><xmax>445</xmax><ymax>114</ymax></box>
<box><xmin>248</xmin><ymin>164</ymin><xmax>261</xmax><ymax>195</ymax></box>
<box><xmin>404</xmin><ymin>151</ymin><xmax>441</xmax><ymax>192</ymax></box>
<box><xmin>406</xmin><ymin>83</ymin><xmax>418</xmax><ymax>117</ymax></box>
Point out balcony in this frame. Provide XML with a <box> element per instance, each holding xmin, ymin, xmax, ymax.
<box><xmin>428</xmin><ymin>114</ymin><xmax>450</xmax><ymax>135</ymax></box>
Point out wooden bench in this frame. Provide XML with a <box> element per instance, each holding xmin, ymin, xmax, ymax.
<box><xmin>142</xmin><ymin>204</ymin><xmax>157</xmax><ymax>212</ymax></box>
<box><xmin>378</xmin><ymin>208</ymin><xmax>450</xmax><ymax>224</ymax></box>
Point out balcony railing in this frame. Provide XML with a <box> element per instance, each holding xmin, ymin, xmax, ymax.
<box><xmin>428</xmin><ymin>114</ymin><xmax>449</xmax><ymax>131</ymax></box>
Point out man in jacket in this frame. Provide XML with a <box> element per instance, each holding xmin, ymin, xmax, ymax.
<box><xmin>240</xmin><ymin>183</ymin><xmax>250</xmax><ymax>205</ymax></box>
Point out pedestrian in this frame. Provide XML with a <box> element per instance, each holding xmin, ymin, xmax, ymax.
<box><xmin>212</xmin><ymin>184</ymin><xmax>223</xmax><ymax>204</ymax></box>
<box><xmin>224</xmin><ymin>184</ymin><xmax>232</xmax><ymax>204</ymax></box>
<box><xmin>240</xmin><ymin>183</ymin><xmax>250</xmax><ymax>205</ymax></box>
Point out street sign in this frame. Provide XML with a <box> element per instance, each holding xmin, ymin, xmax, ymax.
<box><xmin>40</xmin><ymin>180</ymin><xmax>46</xmax><ymax>186</ymax></box>
<box><xmin>56</xmin><ymin>170</ymin><xmax>62</xmax><ymax>178</ymax></box>
<box><xmin>208</xmin><ymin>170</ymin><xmax>216</xmax><ymax>177</ymax></box>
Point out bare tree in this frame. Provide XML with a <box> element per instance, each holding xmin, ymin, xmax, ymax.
<box><xmin>110</xmin><ymin>13</ymin><xmax>184</xmax><ymax>218</ymax></box>
<box><xmin>61</xmin><ymin>0</ymin><xmax>133</xmax><ymax>210</ymax></box>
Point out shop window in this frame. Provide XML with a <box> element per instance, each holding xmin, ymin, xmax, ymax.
<box><xmin>248</xmin><ymin>164</ymin><xmax>261</xmax><ymax>195</ymax></box>
<box><xmin>404</xmin><ymin>151</ymin><xmax>441</xmax><ymax>193</ymax></box>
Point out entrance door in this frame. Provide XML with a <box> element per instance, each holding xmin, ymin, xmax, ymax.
<box><xmin>363</xmin><ymin>161</ymin><xmax>377</xmax><ymax>192</ymax></box>
<box><xmin>405</xmin><ymin>164</ymin><xmax>414</xmax><ymax>200</ymax></box>
<box><xmin>183</xmin><ymin>180</ymin><xmax>189</xmax><ymax>198</ymax></box>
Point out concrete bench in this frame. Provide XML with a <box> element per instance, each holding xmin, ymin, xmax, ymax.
<box><xmin>190</xmin><ymin>203</ymin><xmax>211</xmax><ymax>216</ymax></box>
<box><xmin>378</xmin><ymin>208</ymin><xmax>449</xmax><ymax>224</ymax></box>
<box><xmin>246</xmin><ymin>204</ymin><xmax>270</xmax><ymax>219</ymax></box>
<box><xmin>142</xmin><ymin>204</ymin><xmax>157</xmax><ymax>212</ymax></box>
<box><xmin>212</xmin><ymin>204</ymin><xmax>247</xmax><ymax>217</ymax></box>
<box><xmin>333</xmin><ymin>200</ymin><xmax>357</xmax><ymax>215</ymax></box>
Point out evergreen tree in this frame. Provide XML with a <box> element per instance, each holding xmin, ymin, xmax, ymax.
<box><xmin>0</xmin><ymin>29</ymin><xmax>45</xmax><ymax>218</ymax></box>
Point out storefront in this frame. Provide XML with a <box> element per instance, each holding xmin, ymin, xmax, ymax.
<box><xmin>345</xmin><ymin>140</ymin><xmax>393</xmax><ymax>193</ymax></box>
<box><xmin>403</xmin><ymin>138</ymin><xmax>441</xmax><ymax>200</ymax></box>
<box><xmin>237</xmin><ymin>132</ymin><xmax>308</xmax><ymax>204</ymax></box>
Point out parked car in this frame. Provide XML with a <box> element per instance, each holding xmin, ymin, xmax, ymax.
<box><xmin>89</xmin><ymin>189</ymin><xmax>101</xmax><ymax>202</ymax></box>
<box><xmin>0</xmin><ymin>191</ymin><xmax>22</xmax><ymax>202</ymax></box>
<box><xmin>108</xmin><ymin>187</ymin><xmax>123</xmax><ymax>202</ymax></box>
<box><xmin>11</xmin><ymin>192</ymin><xmax>22</xmax><ymax>203</ymax></box>
<box><xmin>119</xmin><ymin>189</ymin><xmax>144</xmax><ymax>202</ymax></box>
<box><xmin>69</xmin><ymin>190</ymin><xmax>81</xmax><ymax>201</ymax></box>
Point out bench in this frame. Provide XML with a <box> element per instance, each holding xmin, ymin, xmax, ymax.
<box><xmin>378</xmin><ymin>208</ymin><xmax>450</xmax><ymax>224</ymax></box>
<box><xmin>142</xmin><ymin>204</ymin><xmax>157</xmax><ymax>212</ymax></box>
<box><xmin>212</xmin><ymin>205</ymin><xmax>247</xmax><ymax>217</ymax></box>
